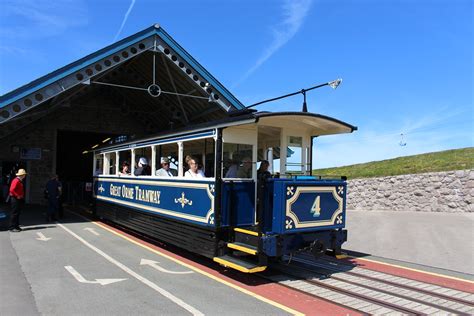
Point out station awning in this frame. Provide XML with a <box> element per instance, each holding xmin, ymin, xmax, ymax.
<box><xmin>0</xmin><ymin>24</ymin><xmax>245</xmax><ymax>139</ymax></box>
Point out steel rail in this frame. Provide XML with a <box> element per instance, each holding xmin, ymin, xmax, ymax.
<box><xmin>266</xmin><ymin>265</ymin><xmax>428</xmax><ymax>316</ymax></box>
<box><xmin>291</xmin><ymin>255</ymin><xmax>474</xmax><ymax>308</ymax></box>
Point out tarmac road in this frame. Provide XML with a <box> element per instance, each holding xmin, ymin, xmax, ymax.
<box><xmin>1</xmin><ymin>208</ymin><xmax>293</xmax><ymax>316</ymax></box>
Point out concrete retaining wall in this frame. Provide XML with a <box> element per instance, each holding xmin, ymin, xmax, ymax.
<box><xmin>347</xmin><ymin>169</ymin><xmax>473</xmax><ymax>212</ymax></box>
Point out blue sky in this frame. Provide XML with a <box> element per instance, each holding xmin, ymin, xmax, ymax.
<box><xmin>0</xmin><ymin>0</ymin><xmax>472</xmax><ymax>168</ymax></box>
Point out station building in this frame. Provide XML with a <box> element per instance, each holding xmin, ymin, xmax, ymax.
<box><xmin>0</xmin><ymin>24</ymin><xmax>246</xmax><ymax>204</ymax></box>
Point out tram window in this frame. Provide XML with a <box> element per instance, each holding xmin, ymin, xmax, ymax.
<box><xmin>118</xmin><ymin>151</ymin><xmax>131</xmax><ymax>175</ymax></box>
<box><xmin>286</xmin><ymin>136</ymin><xmax>303</xmax><ymax>175</ymax></box>
<box><xmin>223</xmin><ymin>143</ymin><xmax>253</xmax><ymax>178</ymax></box>
<box><xmin>94</xmin><ymin>155</ymin><xmax>103</xmax><ymax>176</ymax></box>
<box><xmin>155</xmin><ymin>143</ymin><xmax>178</xmax><ymax>176</ymax></box>
<box><xmin>105</xmin><ymin>153</ymin><xmax>116</xmax><ymax>175</ymax></box>
<box><xmin>134</xmin><ymin>147</ymin><xmax>152</xmax><ymax>176</ymax></box>
<box><xmin>183</xmin><ymin>138</ymin><xmax>215</xmax><ymax>177</ymax></box>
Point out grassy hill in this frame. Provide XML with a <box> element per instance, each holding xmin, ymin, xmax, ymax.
<box><xmin>312</xmin><ymin>147</ymin><xmax>474</xmax><ymax>179</ymax></box>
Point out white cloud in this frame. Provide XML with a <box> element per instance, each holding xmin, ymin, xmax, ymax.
<box><xmin>0</xmin><ymin>0</ymin><xmax>88</xmax><ymax>39</ymax></box>
<box><xmin>113</xmin><ymin>0</ymin><xmax>136</xmax><ymax>42</ymax></box>
<box><xmin>233</xmin><ymin>0</ymin><xmax>312</xmax><ymax>87</ymax></box>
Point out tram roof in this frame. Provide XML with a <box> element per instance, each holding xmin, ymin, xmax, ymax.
<box><xmin>0</xmin><ymin>24</ymin><xmax>246</xmax><ymax>137</ymax></box>
<box><xmin>95</xmin><ymin>111</ymin><xmax>357</xmax><ymax>153</ymax></box>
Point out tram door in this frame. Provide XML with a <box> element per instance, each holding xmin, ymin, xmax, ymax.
<box><xmin>222</xmin><ymin>126</ymin><xmax>258</xmax><ymax>226</ymax></box>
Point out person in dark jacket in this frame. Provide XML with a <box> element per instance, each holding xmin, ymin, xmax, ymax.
<box><xmin>45</xmin><ymin>174</ymin><xmax>62</xmax><ymax>222</ymax></box>
<box><xmin>8</xmin><ymin>169</ymin><xmax>27</xmax><ymax>232</ymax></box>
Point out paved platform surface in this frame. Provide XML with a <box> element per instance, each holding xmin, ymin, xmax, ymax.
<box><xmin>344</xmin><ymin>210</ymin><xmax>474</xmax><ymax>276</ymax></box>
<box><xmin>0</xmin><ymin>206</ymin><xmax>297</xmax><ymax>316</ymax></box>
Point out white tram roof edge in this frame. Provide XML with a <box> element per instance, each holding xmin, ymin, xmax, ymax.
<box><xmin>94</xmin><ymin>111</ymin><xmax>357</xmax><ymax>154</ymax></box>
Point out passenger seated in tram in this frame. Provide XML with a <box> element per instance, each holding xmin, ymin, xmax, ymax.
<box><xmin>94</xmin><ymin>167</ymin><xmax>102</xmax><ymax>176</ymax></box>
<box><xmin>155</xmin><ymin>158</ymin><xmax>176</xmax><ymax>177</ymax></box>
<box><xmin>134</xmin><ymin>157</ymin><xmax>151</xmax><ymax>176</ymax></box>
<box><xmin>224</xmin><ymin>158</ymin><xmax>239</xmax><ymax>178</ymax></box>
<box><xmin>237</xmin><ymin>157</ymin><xmax>253</xmax><ymax>178</ymax></box>
<box><xmin>184</xmin><ymin>155</ymin><xmax>205</xmax><ymax>178</ymax></box>
<box><xmin>119</xmin><ymin>161</ymin><xmax>130</xmax><ymax>176</ymax></box>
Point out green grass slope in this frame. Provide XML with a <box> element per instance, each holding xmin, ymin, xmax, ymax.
<box><xmin>312</xmin><ymin>147</ymin><xmax>474</xmax><ymax>179</ymax></box>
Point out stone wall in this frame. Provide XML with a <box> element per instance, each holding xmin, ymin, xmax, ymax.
<box><xmin>347</xmin><ymin>169</ymin><xmax>473</xmax><ymax>212</ymax></box>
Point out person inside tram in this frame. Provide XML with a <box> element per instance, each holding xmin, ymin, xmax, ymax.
<box><xmin>224</xmin><ymin>158</ymin><xmax>239</xmax><ymax>178</ymax></box>
<box><xmin>184</xmin><ymin>155</ymin><xmax>205</xmax><ymax>178</ymax></box>
<box><xmin>134</xmin><ymin>157</ymin><xmax>151</xmax><ymax>176</ymax></box>
<box><xmin>93</xmin><ymin>167</ymin><xmax>102</xmax><ymax>176</ymax></box>
<box><xmin>119</xmin><ymin>161</ymin><xmax>130</xmax><ymax>175</ymax></box>
<box><xmin>257</xmin><ymin>160</ymin><xmax>271</xmax><ymax>182</ymax></box>
<box><xmin>155</xmin><ymin>157</ymin><xmax>176</xmax><ymax>177</ymax></box>
<box><xmin>237</xmin><ymin>157</ymin><xmax>253</xmax><ymax>178</ymax></box>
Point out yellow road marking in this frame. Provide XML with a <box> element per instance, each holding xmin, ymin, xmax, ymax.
<box><xmin>354</xmin><ymin>257</ymin><xmax>474</xmax><ymax>284</ymax></box>
<box><xmin>90</xmin><ymin>220</ymin><xmax>304</xmax><ymax>315</ymax></box>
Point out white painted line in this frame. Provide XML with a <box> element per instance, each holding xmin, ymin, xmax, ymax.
<box><xmin>58</xmin><ymin>223</ymin><xmax>203</xmax><ymax>316</ymax></box>
<box><xmin>84</xmin><ymin>227</ymin><xmax>100</xmax><ymax>236</ymax></box>
<box><xmin>36</xmin><ymin>232</ymin><xmax>51</xmax><ymax>241</ymax></box>
<box><xmin>65</xmin><ymin>265</ymin><xmax>127</xmax><ymax>285</ymax></box>
<box><xmin>140</xmin><ymin>259</ymin><xmax>194</xmax><ymax>274</ymax></box>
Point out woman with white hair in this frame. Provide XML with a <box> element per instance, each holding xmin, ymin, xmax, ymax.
<box><xmin>184</xmin><ymin>155</ymin><xmax>205</xmax><ymax>178</ymax></box>
<box><xmin>134</xmin><ymin>157</ymin><xmax>151</xmax><ymax>176</ymax></box>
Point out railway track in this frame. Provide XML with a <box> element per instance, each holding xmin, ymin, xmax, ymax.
<box><xmin>261</xmin><ymin>256</ymin><xmax>474</xmax><ymax>315</ymax></box>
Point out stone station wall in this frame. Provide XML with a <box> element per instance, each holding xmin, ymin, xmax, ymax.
<box><xmin>347</xmin><ymin>169</ymin><xmax>473</xmax><ymax>212</ymax></box>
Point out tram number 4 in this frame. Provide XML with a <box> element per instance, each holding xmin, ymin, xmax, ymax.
<box><xmin>311</xmin><ymin>196</ymin><xmax>321</xmax><ymax>217</ymax></box>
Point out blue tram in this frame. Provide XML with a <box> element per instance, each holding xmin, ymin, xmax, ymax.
<box><xmin>92</xmin><ymin>111</ymin><xmax>357</xmax><ymax>273</ymax></box>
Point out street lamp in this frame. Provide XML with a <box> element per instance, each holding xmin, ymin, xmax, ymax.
<box><xmin>246</xmin><ymin>78</ymin><xmax>343</xmax><ymax>112</ymax></box>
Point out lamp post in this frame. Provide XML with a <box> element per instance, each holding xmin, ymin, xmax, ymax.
<box><xmin>246</xmin><ymin>78</ymin><xmax>342</xmax><ymax>112</ymax></box>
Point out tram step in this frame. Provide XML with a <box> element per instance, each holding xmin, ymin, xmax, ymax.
<box><xmin>213</xmin><ymin>255</ymin><xmax>266</xmax><ymax>273</ymax></box>
<box><xmin>227</xmin><ymin>242</ymin><xmax>258</xmax><ymax>255</ymax></box>
<box><xmin>233</xmin><ymin>227</ymin><xmax>260</xmax><ymax>247</ymax></box>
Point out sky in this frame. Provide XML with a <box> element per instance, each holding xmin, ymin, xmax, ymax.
<box><xmin>0</xmin><ymin>0</ymin><xmax>472</xmax><ymax>168</ymax></box>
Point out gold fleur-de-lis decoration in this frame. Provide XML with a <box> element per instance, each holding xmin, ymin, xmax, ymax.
<box><xmin>209</xmin><ymin>184</ymin><xmax>215</xmax><ymax>193</ymax></box>
<box><xmin>336</xmin><ymin>215</ymin><xmax>343</xmax><ymax>224</ymax></box>
<box><xmin>337</xmin><ymin>186</ymin><xmax>344</xmax><ymax>195</ymax></box>
<box><xmin>287</xmin><ymin>186</ymin><xmax>295</xmax><ymax>196</ymax></box>
<box><xmin>174</xmin><ymin>192</ymin><xmax>193</xmax><ymax>208</ymax></box>
<box><xmin>98</xmin><ymin>184</ymin><xmax>105</xmax><ymax>193</ymax></box>
<box><xmin>285</xmin><ymin>219</ymin><xmax>294</xmax><ymax>229</ymax></box>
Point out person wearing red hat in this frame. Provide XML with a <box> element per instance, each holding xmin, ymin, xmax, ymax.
<box><xmin>8</xmin><ymin>169</ymin><xmax>27</xmax><ymax>232</ymax></box>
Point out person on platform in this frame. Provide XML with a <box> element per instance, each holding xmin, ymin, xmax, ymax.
<box><xmin>155</xmin><ymin>158</ymin><xmax>176</xmax><ymax>177</ymax></box>
<box><xmin>134</xmin><ymin>157</ymin><xmax>151</xmax><ymax>176</ymax></box>
<box><xmin>8</xmin><ymin>169</ymin><xmax>27</xmax><ymax>232</ymax></box>
<box><xmin>45</xmin><ymin>174</ymin><xmax>62</xmax><ymax>222</ymax></box>
<box><xmin>184</xmin><ymin>155</ymin><xmax>205</xmax><ymax>178</ymax></box>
